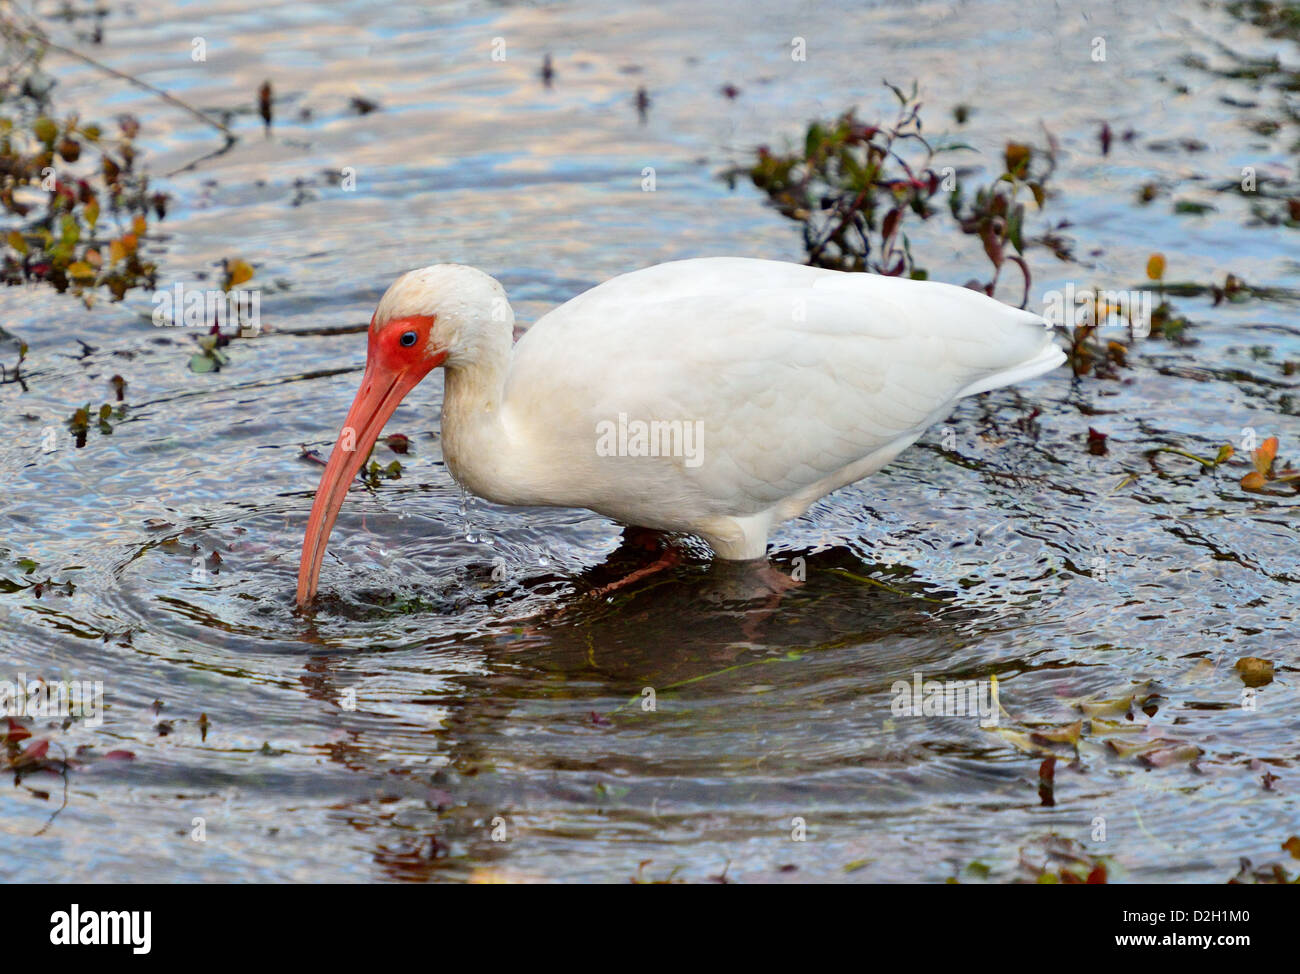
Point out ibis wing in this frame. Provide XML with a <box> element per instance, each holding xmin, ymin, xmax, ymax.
<box><xmin>505</xmin><ymin>259</ymin><xmax>1061</xmax><ymax>514</ymax></box>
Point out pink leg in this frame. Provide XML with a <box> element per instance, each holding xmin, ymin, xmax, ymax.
<box><xmin>586</xmin><ymin>545</ymin><xmax>682</xmax><ymax>599</ymax></box>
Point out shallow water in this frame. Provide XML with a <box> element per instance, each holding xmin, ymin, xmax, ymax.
<box><xmin>2</xmin><ymin>0</ymin><xmax>1298</xmax><ymax>882</ymax></box>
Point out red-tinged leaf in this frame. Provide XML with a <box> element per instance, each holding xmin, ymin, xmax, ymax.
<box><xmin>982</xmin><ymin>226</ymin><xmax>1004</xmax><ymax>268</ymax></box>
<box><xmin>103</xmin><ymin>749</ymin><xmax>136</xmax><ymax>760</ymax></box>
<box><xmin>881</xmin><ymin>207</ymin><xmax>902</xmax><ymax>242</ymax></box>
<box><xmin>10</xmin><ymin>738</ymin><xmax>50</xmax><ymax>770</ymax></box>
<box><xmin>24</xmin><ymin>739</ymin><xmax>49</xmax><ymax>760</ymax></box>
<box><xmin>1241</xmin><ymin>470</ymin><xmax>1267</xmax><ymax>490</ymax></box>
<box><xmin>1086</xmin><ymin>864</ymin><xmax>1108</xmax><ymax>884</ymax></box>
<box><xmin>3</xmin><ymin>718</ymin><xmax>32</xmax><ymax>743</ymax></box>
<box><xmin>1087</xmin><ymin>427</ymin><xmax>1108</xmax><ymax>456</ymax></box>
<box><xmin>1254</xmin><ymin>436</ymin><xmax>1278</xmax><ymax>475</ymax></box>
<box><xmin>1038</xmin><ymin>755</ymin><xmax>1056</xmax><ymax>806</ymax></box>
<box><xmin>1283</xmin><ymin>836</ymin><xmax>1300</xmax><ymax>860</ymax></box>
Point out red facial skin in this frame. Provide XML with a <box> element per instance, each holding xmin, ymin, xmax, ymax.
<box><xmin>296</xmin><ymin>314</ymin><xmax>445</xmax><ymax>608</ymax></box>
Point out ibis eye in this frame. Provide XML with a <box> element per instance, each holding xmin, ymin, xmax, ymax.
<box><xmin>399</xmin><ymin>330</ymin><xmax>418</xmax><ymax>347</ymax></box>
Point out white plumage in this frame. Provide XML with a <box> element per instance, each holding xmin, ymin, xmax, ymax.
<box><xmin>438</xmin><ymin>257</ymin><xmax>1063</xmax><ymax>558</ymax></box>
<box><xmin>297</xmin><ymin>256</ymin><xmax>1064</xmax><ymax>605</ymax></box>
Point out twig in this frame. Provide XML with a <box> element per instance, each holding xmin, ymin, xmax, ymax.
<box><xmin>5</xmin><ymin>15</ymin><xmax>235</xmax><ymax>144</ymax></box>
<box><xmin>32</xmin><ymin>742</ymin><xmax>70</xmax><ymax>837</ymax></box>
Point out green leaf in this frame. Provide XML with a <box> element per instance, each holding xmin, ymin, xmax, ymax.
<box><xmin>804</xmin><ymin>123</ymin><xmax>825</xmax><ymax>158</ymax></box>
<box><xmin>33</xmin><ymin>117</ymin><xmax>58</xmax><ymax>144</ymax></box>
<box><xmin>1007</xmin><ymin>202</ymin><xmax>1025</xmax><ymax>253</ymax></box>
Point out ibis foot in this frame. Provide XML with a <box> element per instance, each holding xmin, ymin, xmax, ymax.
<box><xmin>586</xmin><ymin>545</ymin><xmax>682</xmax><ymax>600</ymax></box>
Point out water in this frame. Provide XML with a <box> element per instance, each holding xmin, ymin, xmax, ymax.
<box><xmin>1</xmin><ymin>0</ymin><xmax>1298</xmax><ymax>882</ymax></box>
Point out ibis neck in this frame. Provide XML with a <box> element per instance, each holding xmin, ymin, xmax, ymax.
<box><xmin>439</xmin><ymin>324</ymin><xmax>519</xmax><ymax>503</ymax></box>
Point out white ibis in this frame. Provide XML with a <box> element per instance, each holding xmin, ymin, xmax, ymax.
<box><xmin>296</xmin><ymin>257</ymin><xmax>1064</xmax><ymax>607</ymax></box>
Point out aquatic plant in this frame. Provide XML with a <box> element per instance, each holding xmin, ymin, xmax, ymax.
<box><xmin>0</xmin><ymin>16</ymin><xmax>168</xmax><ymax>303</ymax></box>
<box><xmin>728</xmin><ymin>82</ymin><xmax>951</xmax><ymax>279</ymax></box>
<box><xmin>730</xmin><ymin>82</ymin><xmax>1062</xmax><ymax>307</ymax></box>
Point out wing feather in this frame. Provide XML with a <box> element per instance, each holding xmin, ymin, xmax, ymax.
<box><xmin>502</xmin><ymin>258</ymin><xmax>1061</xmax><ymax>518</ymax></box>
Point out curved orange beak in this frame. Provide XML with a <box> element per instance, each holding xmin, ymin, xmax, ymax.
<box><xmin>296</xmin><ymin>338</ymin><xmax>446</xmax><ymax>608</ymax></box>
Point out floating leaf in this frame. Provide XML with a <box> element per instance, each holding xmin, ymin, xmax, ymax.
<box><xmin>1030</xmin><ymin>720</ymin><xmax>1082</xmax><ymax>747</ymax></box>
<box><xmin>1146</xmin><ymin>253</ymin><xmax>1166</xmax><ymax>281</ymax></box>
<box><xmin>1235</xmin><ymin>656</ymin><xmax>1274</xmax><ymax>688</ymax></box>
<box><xmin>2</xmin><ymin>717</ymin><xmax>32</xmax><ymax>742</ymax></box>
<box><xmin>1138</xmin><ymin>743</ymin><xmax>1202</xmax><ymax>768</ymax></box>
<box><xmin>1088</xmin><ymin>718</ymin><xmax>1147</xmax><ymax>739</ymax></box>
<box><xmin>1255</xmin><ymin>436</ymin><xmax>1278</xmax><ymax>474</ymax></box>
<box><xmin>1106</xmin><ymin>737</ymin><xmax>1194</xmax><ymax>762</ymax></box>
<box><xmin>1241</xmin><ymin>470</ymin><xmax>1267</xmax><ymax>490</ymax></box>
<box><xmin>225</xmin><ymin>259</ymin><xmax>254</xmax><ymax>288</ymax></box>
<box><xmin>8</xmin><ymin>738</ymin><xmax>50</xmax><ymax>771</ymax></box>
